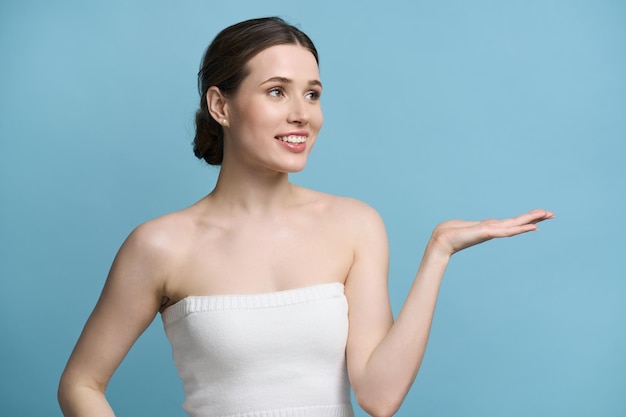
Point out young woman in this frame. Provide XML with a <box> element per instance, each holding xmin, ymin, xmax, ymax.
<box><xmin>58</xmin><ymin>17</ymin><xmax>554</xmax><ymax>417</ymax></box>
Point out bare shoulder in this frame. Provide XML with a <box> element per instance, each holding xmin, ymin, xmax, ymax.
<box><xmin>321</xmin><ymin>192</ymin><xmax>383</xmax><ymax>229</ymax></box>
<box><xmin>336</xmin><ymin>197</ymin><xmax>387</xmax><ymax>246</ymax></box>
<box><xmin>124</xmin><ymin>211</ymin><xmax>192</xmax><ymax>257</ymax></box>
<box><xmin>295</xmin><ymin>187</ymin><xmax>386</xmax><ymax>237</ymax></box>
<box><xmin>113</xmin><ymin>205</ymin><xmax>203</xmax><ymax>279</ymax></box>
<box><xmin>101</xmin><ymin>205</ymin><xmax>207</xmax><ymax>311</ymax></box>
<box><xmin>333</xmin><ymin>195</ymin><xmax>382</xmax><ymax>222</ymax></box>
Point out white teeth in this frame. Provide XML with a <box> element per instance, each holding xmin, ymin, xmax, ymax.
<box><xmin>277</xmin><ymin>135</ymin><xmax>306</xmax><ymax>144</ymax></box>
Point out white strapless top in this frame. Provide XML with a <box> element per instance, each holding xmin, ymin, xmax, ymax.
<box><xmin>161</xmin><ymin>283</ymin><xmax>354</xmax><ymax>417</ymax></box>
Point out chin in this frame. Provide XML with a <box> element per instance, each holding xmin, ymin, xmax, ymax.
<box><xmin>276</xmin><ymin>155</ymin><xmax>309</xmax><ymax>173</ymax></box>
<box><xmin>282</xmin><ymin>163</ymin><xmax>307</xmax><ymax>174</ymax></box>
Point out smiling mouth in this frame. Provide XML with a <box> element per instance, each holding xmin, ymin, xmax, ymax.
<box><xmin>275</xmin><ymin>135</ymin><xmax>307</xmax><ymax>144</ymax></box>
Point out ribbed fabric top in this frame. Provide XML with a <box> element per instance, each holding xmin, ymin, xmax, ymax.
<box><xmin>162</xmin><ymin>283</ymin><xmax>347</xmax><ymax>323</ymax></box>
<box><xmin>162</xmin><ymin>283</ymin><xmax>354</xmax><ymax>417</ymax></box>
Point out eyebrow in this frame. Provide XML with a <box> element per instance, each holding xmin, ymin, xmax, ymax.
<box><xmin>259</xmin><ymin>76</ymin><xmax>322</xmax><ymax>89</ymax></box>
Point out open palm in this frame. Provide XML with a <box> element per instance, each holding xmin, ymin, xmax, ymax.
<box><xmin>431</xmin><ymin>209</ymin><xmax>555</xmax><ymax>256</ymax></box>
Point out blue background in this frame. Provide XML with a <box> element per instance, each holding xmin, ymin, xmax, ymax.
<box><xmin>1</xmin><ymin>1</ymin><xmax>625</xmax><ymax>416</ymax></box>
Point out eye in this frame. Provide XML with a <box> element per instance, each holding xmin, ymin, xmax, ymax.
<box><xmin>305</xmin><ymin>90</ymin><xmax>321</xmax><ymax>101</ymax></box>
<box><xmin>267</xmin><ymin>87</ymin><xmax>285</xmax><ymax>97</ymax></box>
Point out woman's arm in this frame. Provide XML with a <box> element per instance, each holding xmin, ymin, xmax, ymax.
<box><xmin>58</xmin><ymin>222</ymin><xmax>175</xmax><ymax>417</ymax></box>
<box><xmin>344</xmin><ymin>207</ymin><xmax>554</xmax><ymax>417</ymax></box>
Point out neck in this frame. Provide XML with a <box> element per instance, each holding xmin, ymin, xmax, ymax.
<box><xmin>208</xmin><ymin>162</ymin><xmax>297</xmax><ymax>215</ymax></box>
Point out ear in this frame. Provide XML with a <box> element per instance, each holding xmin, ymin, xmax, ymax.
<box><xmin>206</xmin><ymin>86</ymin><xmax>230</xmax><ymax>127</ymax></box>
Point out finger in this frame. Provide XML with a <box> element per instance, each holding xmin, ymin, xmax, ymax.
<box><xmin>487</xmin><ymin>223</ymin><xmax>539</xmax><ymax>238</ymax></box>
<box><xmin>500</xmin><ymin>209</ymin><xmax>554</xmax><ymax>227</ymax></box>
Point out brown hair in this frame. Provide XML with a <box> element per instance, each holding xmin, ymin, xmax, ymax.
<box><xmin>193</xmin><ymin>17</ymin><xmax>319</xmax><ymax>165</ymax></box>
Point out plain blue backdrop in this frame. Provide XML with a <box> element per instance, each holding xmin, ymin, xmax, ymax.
<box><xmin>1</xmin><ymin>0</ymin><xmax>625</xmax><ymax>416</ymax></box>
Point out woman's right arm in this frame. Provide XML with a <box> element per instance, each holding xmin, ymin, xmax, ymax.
<box><xmin>58</xmin><ymin>221</ymin><xmax>174</xmax><ymax>417</ymax></box>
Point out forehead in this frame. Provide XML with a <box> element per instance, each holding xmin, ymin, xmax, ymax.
<box><xmin>244</xmin><ymin>44</ymin><xmax>320</xmax><ymax>85</ymax></box>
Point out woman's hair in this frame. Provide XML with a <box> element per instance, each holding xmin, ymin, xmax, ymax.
<box><xmin>193</xmin><ymin>17</ymin><xmax>319</xmax><ymax>165</ymax></box>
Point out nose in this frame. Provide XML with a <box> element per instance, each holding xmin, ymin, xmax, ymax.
<box><xmin>287</xmin><ymin>97</ymin><xmax>309</xmax><ymax>125</ymax></box>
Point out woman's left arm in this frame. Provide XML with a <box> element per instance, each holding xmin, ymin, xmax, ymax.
<box><xmin>344</xmin><ymin>206</ymin><xmax>554</xmax><ymax>417</ymax></box>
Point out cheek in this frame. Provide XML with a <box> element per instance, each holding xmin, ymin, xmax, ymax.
<box><xmin>229</xmin><ymin>106</ymin><xmax>264</xmax><ymax>135</ymax></box>
<box><xmin>239</xmin><ymin>102</ymin><xmax>282</xmax><ymax>129</ymax></box>
<box><xmin>314</xmin><ymin>108</ymin><xmax>324</xmax><ymax>131</ymax></box>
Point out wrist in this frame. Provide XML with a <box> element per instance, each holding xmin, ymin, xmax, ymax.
<box><xmin>424</xmin><ymin>238</ymin><xmax>453</xmax><ymax>263</ymax></box>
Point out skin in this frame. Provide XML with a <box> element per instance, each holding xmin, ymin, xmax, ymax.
<box><xmin>58</xmin><ymin>44</ymin><xmax>554</xmax><ymax>417</ymax></box>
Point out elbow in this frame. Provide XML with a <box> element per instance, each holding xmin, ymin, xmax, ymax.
<box><xmin>355</xmin><ymin>392</ymin><xmax>403</xmax><ymax>417</ymax></box>
<box><xmin>58</xmin><ymin>372</ymin><xmax>69</xmax><ymax>403</ymax></box>
<box><xmin>57</xmin><ymin>378</ymin><xmax>71</xmax><ymax>414</ymax></box>
<box><xmin>358</xmin><ymin>403</ymin><xmax>400</xmax><ymax>417</ymax></box>
<box><xmin>57</xmin><ymin>371</ymin><xmax>75</xmax><ymax>411</ymax></box>
<box><xmin>57</xmin><ymin>369</ymin><xmax>106</xmax><ymax>414</ymax></box>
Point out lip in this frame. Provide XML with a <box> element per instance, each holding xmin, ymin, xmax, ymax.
<box><xmin>274</xmin><ymin>130</ymin><xmax>309</xmax><ymax>153</ymax></box>
<box><xmin>274</xmin><ymin>130</ymin><xmax>309</xmax><ymax>140</ymax></box>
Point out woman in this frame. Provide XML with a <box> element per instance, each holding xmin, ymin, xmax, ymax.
<box><xmin>58</xmin><ymin>17</ymin><xmax>553</xmax><ymax>417</ymax></box>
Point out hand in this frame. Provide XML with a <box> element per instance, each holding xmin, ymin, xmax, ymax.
<box><xmin>430</xmin><ymin>209</ymin><xmax>554</xmax><ymax>256</ymax></box>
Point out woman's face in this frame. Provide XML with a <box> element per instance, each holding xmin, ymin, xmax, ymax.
<box><xmin>221</xmin><ymin>44</ymin><xmax>323</xmax><ymax>173</ymax></box>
